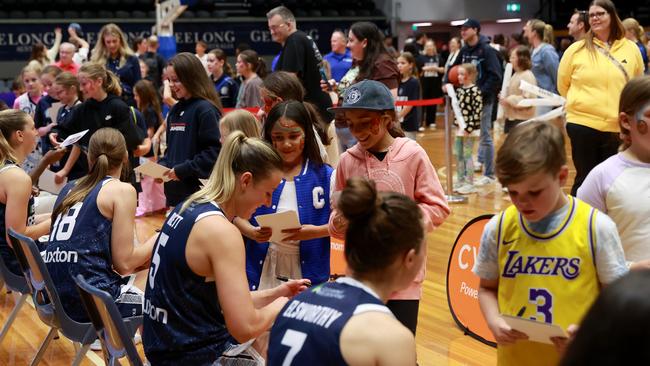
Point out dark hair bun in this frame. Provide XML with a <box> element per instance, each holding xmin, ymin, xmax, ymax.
<box><xmin>338</xmin><ymin>177</ymin><xmax>381</xmax><ymax>222</ymax></box>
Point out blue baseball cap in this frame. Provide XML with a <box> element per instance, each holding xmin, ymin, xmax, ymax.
<box><xmin>461</xmin><ymin>18</ymin><xmax>481</xmax><ymax>31</ymax></box>
<box><xmin>328</xmin><ymin>79</ymin><xmax>395</xmax><ymax>113</ymax></box>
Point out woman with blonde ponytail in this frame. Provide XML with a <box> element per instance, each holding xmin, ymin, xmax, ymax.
<box><xmin>45</xmin><ymin>127</ymin><xmax>154</xmax><ymax>323</ymax></box>
<box><xmin>622</xmin><ymin>18</ymin><xmax>649</xmax><ymax>72</ymax></box>
<box><xmin>49</xmin><ymin>62</ymin><xmax>144</xmax><ymax>188</ymax></box>
<box><xmin>144</xmin><ymin>131</ymin><xmax>310</xmax><ymax>365</ymax></box>
<box><xmin>0</xmin><ymin>110</ymin><xmax>51</xmax><ymax>275</ymax></box>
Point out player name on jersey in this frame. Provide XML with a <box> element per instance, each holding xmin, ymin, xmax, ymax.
<box><xmin>281</xmin><ymin>300</ymin><xmax>343</xmax><ymax>329</ymax></box>
<box><xmin>502</xmin><ymin>250</ymin><xmax>581</xmax><ymax>280</ymax></box>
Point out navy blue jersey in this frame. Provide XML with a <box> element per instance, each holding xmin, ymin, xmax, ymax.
<box><xmin>0</xmin><ymin>164</ymin><xmax>35</xmax><ymax>275</ymax></box>
<box><xmin>143</xmin><ymin>201</ymin><xmax>230</xmax><ymax>364</ymax></box>
<box><xmin>45</xmin><ymin>177</ymin><xmax>121</xmax><ymax>322</ymax></box>
<box><xmin>268</xmin><ymin>278</ymin><xmax>391</xmax><ymax>366</ymax></box>
<box><xmin>212</xmin><ymin>73</ymin><xmax>239</xmax><ymax>109</ymax></box>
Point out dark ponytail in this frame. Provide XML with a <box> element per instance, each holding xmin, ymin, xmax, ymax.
<box><xmin>339</xmin><ymin>177</ymin><xmax>424</xmax><ymax>275</ymax></box>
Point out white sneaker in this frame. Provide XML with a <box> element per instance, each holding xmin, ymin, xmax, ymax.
<box><xmin>456</xmin><ymin>184</ymin><xmax>477</xmax><ymax>194</ymax></box>
<box><xmin>90</xmin><ymin>333</ymin><xmax>141</xmax><ymax>351</ymax></box>
<box><xmin>473</xmin><ymin>161</ymin><xmax>483</xmax><ymax>172</ymax></box>
<box><xmin>475</xmin><ymin>176</ymin><xmax>496</xmax><ymax>186</ymax></box>
<box><xmin>418</xmin><ymin>126</ymin><xmax>425</xmax><ymax>132</ymax></box>
<box><xmin>452</xmin><ymin>182</ymin><xmax>466</xmax><ymax>192</ymax></box>
<box><xmin>428</xmin><ymin>123</ymin><xmax>436</xmax><ymax>129</ymax></box>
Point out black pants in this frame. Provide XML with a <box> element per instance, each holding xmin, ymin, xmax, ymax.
<box><xmin>386</xmin><ymin>299</ymin><xmax>420</xmax><ymax>335</ymax></box>
<box><xmin>566</xmin><ymin>123</ymin><xmax>620</xmax><ymax>196</ymax></box>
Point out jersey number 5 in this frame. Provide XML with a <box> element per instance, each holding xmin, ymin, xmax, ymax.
<box><xmin>279</xmin><ymin>329</ymin><xmax>307</xmax><ymax>366</ymax></box>
<box><xmin>51</xmin><ymin>202</ymin><xmax>83</xmax><ymax>241</ymax></box>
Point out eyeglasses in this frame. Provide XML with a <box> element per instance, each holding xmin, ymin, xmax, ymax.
<box><xmin>588</xmin><ymin>11</ymin><xmax>607</xmax><ymax>19</ymax></box>
<box><xmin>268</xmin><ymin>23</ymin><xmax>287</xmax><ymax>31</ymax></box>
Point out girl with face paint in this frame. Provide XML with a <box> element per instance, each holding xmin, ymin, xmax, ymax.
<box><xmin>578</xmin><ymin>76</ymin><xmax>650</xmax><ymax>269</ymax></box>
<box><xmin>234</xmin><ymin>100</ymin><xmax>334</xmax><ymax>291</ymax></box>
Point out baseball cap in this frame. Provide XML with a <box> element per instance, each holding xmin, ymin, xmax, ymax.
<box><xmin>328</xmin><ymin>79</ymin><xmax>395</xmax><ymax>113</ymax></box>
<box><xmin>461</xmin><ymin>18</ymin><xmax>481</xmax><ymax>31</ymax></box>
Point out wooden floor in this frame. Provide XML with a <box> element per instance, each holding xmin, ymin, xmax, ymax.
<box><xmin>0</xmin><ymin>122</ymin><xmax>576</xmax><ymax>365</ymax></box>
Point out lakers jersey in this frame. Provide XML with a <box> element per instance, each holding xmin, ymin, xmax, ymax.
<box><xmin>496</xmin><ymin>196</ymin><xmax>600</xmax><ymax>366</ymax></box>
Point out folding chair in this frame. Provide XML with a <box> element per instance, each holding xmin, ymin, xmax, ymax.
<box><xmin>75</xmin><ymin>274</ymin><xmax>143</xmax><ymax>366</ymax></box>
<box><xmin>0</xmin><ymin>245</ymin><xmax>30</xmax><ymax>345</ymax></box>
<box><xmin>9</xmin><ymin>228</ymin><xmax>97</xmax><ymax>366</ymax></box>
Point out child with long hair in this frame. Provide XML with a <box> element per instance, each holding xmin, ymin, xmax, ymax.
<box><xmin>397</xmin><ymin>52</ymin><xmax>421</xmax><ymax>140</ymax></box>
<box><xmin>50</xmin><ymin>72</ymin><xmax>86</xmax><ymax>184</ymax></box>
<box><xmin>499</xmin><ymin>46</ymin><xmax>537</xmax><ymax>133</ymax></box>
<box><xmin>159</xmin><ymin>52</ymin><xmax>223</xmax><ymax>207</ymax></box>
<box><xmin>0</xmin><ymin>110</ymin><xmax>52</xmax><ymax>275</ymax></box>
<box><xmin>329</xmin><ymin>80</ymin><xmax>450</xmax><ymax>336</ymax></box>
<box><xmin>219</xmin><ymin>109</ymin><xmax>260</xmax><ymax>144</ymax></box>
<box><xmin>207</xmin><ymin>48</ymin><xmax>239</xmax><ymax>108</ymax></box>
<box><xmin>45</xmin><ymin>128</ymin><xmax>154</xmax><ymax>323</ymax></box>
<box><xmin>452</xmin><ymin>63</ymin><xmax>483</xmax><ymax>194</ymax></box>
<box><xmin>578</xmin><ymin>76</ymin><xmax>650</xmax><ymax>267</ymax></box>
<box><xmin>144</xmin><ymin>131</ymin><xmax>308</xmax><ymax>365</ymax></box>
<box><xmin>269</xmin><ymin>178</ymin><xmax>424</xmax><ymax>365</ymax></box>
<box><xmin>236</xmin><ymin>49</ymin><xmax>266</xmax><ymax>108</ymax></box>
<box><xmin>236</xmin><ymin>100</ymin><xmax>333</xmax><ymax>291</ymax></box>
<box><xmin>261</xmin><ymin>71</ymin><xmax>337</xmax><ymax>165</ymax></box>
<box><xmin>134</xmin><ymin>79</ymin><xmax>166</xmax><ymax>216</ymax></box>
<box><xmin>13</xmin><ymin>64</ymin><xmax>44</xmax><ymax>117</ymax></box>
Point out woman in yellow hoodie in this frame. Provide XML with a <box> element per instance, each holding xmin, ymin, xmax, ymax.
<box><xmin>558</xmin><ymin>0</ymin><xmax>643</xmax><ymax>196</ymax></box>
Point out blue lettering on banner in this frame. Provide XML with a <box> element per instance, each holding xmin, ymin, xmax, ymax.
<box><xmin>0</xmin><ymin>20</ymin><xmax>388</xmax><ymax>61</ymax></box>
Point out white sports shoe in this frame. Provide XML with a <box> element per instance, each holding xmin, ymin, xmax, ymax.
<box><xmin>475</xmin><ymin>176</ymin><xmax>496</xmax><ymax>186</ymax></box>
<box><xmin>90</xmin><ymin>333</ymin><xmax>141</xmax><ymax>351</ymax></box>
<box><xmin>473</xmin><ymin>161</ymin><xmax>483</xmax><ymax>172</ymax></box>
<box><xmin>456</xmin><ymin>184</ymin><xmax>477</xmax><ymax>194</ymax></box>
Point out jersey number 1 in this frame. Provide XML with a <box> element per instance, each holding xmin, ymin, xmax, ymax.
<box><xmin>280</xmin><ymin>329</ymin><xmax>307</xmax><ymax>366</ymax></box>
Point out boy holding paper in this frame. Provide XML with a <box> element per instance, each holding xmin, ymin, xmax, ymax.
<box><xmin>473</xmin><ymin>121</ymin><xmax>628</xmax><ymax>365</ymax></box>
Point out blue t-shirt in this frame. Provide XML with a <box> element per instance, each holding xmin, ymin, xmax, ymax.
<box><xmin>324</xmin><ymin>49</ymin><xmax>353</xmax><ymax>82</ymax></box>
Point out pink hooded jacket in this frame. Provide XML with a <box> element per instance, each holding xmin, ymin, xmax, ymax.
<box><xmin>329</xmin><ymin>137</ymin><xmax>450</xmax><ymax>299</ymax></box>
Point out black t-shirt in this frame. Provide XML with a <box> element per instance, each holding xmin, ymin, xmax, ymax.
<box><xmin>398</xmin><ymin>77</ymin><xmax>421</xmax><ymax>132</ymax></box>
<box><xmin>416</xmin><ymin>54</ymin><xmax>443</xmax><ymax>98</ymax></box>
<box><xmin>276</xmin><ymin>30</ymin><xmax>332</xmax><ymax>119</ymax></box>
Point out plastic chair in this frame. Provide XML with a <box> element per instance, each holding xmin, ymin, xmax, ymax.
<box><xmin>8</xmin><ymin>228</ymin><xmax>97</xmax><ymax>366</ymax></box>
<box><xmin>75</xmin><ymin>274</ymin><xmax>143</xmax><ymax>366</ymax></box>
<box><xmin>0</xmin><ymin>244</ymin><xmax>30</xmax><ymax>346</ymax></box>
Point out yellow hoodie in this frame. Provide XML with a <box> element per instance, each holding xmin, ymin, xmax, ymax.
<box><xmin>558</xmin><ymin>37</ymin><xmax>643</xmax><ymax>132</ymax></box>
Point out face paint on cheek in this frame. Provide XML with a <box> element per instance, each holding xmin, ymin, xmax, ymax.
<box><xmin>635</xmin><ymin>103</ymin><xmax>650</xmax><ymax>135</ymax></box>
<box><xmin>638</xmin><ymin>120</ymin><xmax>648</xmax><ymax>135</ymax></box>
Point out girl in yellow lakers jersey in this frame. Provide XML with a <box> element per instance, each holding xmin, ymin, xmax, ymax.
<box><xmin>473</xmin><ymin>121</ymin><xmax>628</xmax><ymax>366</ymax></box>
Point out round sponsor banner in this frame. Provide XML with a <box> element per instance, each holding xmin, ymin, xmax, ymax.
<box><xmin>446</xmin><ymin>215</ymin><xmax>496</xmax><ymax>346</ymax></box>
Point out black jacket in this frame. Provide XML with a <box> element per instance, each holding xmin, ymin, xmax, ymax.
<box><xmin>451</xmin><ymin>35</ymin><xmax>503</xmax><ymax>100</ymax></box>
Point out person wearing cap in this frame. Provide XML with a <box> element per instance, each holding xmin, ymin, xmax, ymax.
<box><xmin>450</xmin><ymin>18</ymin><xmax>503</xmax><ymax>186</ymax></box>
<box><xmin>328</xmin><ymin>79</ymin><xmax>450</xmax><ymax>336</ymax></box>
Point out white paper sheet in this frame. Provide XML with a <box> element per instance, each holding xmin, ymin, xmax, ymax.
<box><xmin>521</xmin><ymin>106</ymin><xmax>565</xmax><ymax>124</ymax></box>
<box><xmin>445</xmin><ymin>85</ymin><xmax>466</xmax><ymax>136</ymax></box>
<box><xmin>59</xmin><ymin>129</ymin><xmax>89</xmax><ymax>148</ymax></box>
<box><xmin>517</xmin><ymin>98</ymin><xmax>565</xmax><ymax>107</ymax></box>
<box><xmin>519</xmin><ymin>80</ymin><xmax>565</xmax><ymax>103</ymax></box>
<box><xmin>502</xmin><ymin>314</ymin><xmax>568</xmax><ymax>344</ymax></box>
<box><xmin>134</xmin><ymin>160</ymin><xmax>171</xmax><ymax>182</ymax></box>
<box><xmin>38</xmin><ymin>169</ymin><xmax>67</xmax><ymax>194</ymax></box>
<box><xmin>496</xmin><ymin>63</ymin><xmax>513</xmax><ymax>121</ymax></box>
<box><xmin>48</xmin><ymin>102</ymin><xmax>63</xmax><ymax>124</ymax></box>
<box><xmin>254</xmin><ymin>210</ymin><xmax>301</xmax><ymax>243</ymax></box>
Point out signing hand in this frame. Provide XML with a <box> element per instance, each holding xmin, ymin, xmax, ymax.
<box><xmin>42</xmin><ymin>147</ymin><xmax>67</xmax><ymax>165</ymax></box>
<box><xmin>248</xmin><ymin>226</ymin><xmax>273</xmax><ymax>243</ymax></box>
<box><xmin>280</xmin><ymin>278</ymin><xmax>312</xmax><ymax>297</ymax></box>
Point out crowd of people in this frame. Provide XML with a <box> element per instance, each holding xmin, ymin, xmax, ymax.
<box><xmin>1</xmin><ymin>0</ymin><xmax>650</xmax><ymax>364</ymax></box>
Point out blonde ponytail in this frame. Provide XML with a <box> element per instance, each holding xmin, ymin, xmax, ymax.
<box><xmin>0</xmin><ymin>110</ymin><xmax>29</xmax><ymax>168</ymax></box>
<box><xmin>181</xmin><ymin>131</ymin><xmax>282</xmax><ymax>213</ymax></box>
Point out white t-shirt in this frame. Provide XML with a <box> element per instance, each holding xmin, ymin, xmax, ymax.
<box><xmin>578</xmin><ymin>151</ymin><xmax>650</xmax><ymax>262</ymax></box>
